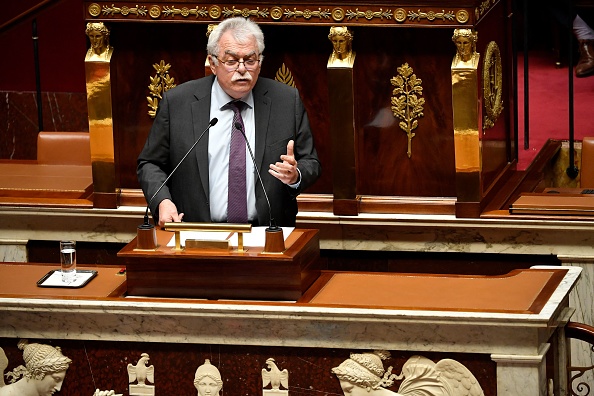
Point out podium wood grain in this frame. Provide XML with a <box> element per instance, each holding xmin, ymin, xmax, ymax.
<box><xmin>118</xmin><ymin>228</ymin><xmax>322</xmax><ymax>300</ymax></box>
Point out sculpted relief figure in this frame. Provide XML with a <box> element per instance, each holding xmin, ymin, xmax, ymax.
<box><xmin>452</xmin><ymin>28</ymin><xmax>479</xmax><ymax>68</ymax></box>
<box><xmin>93</xmin><ymin>390</ymin><xmax>122</xmax><ymax>396</ymax></box>
<box><xmin>332</xmin><ymin>350</ymin><xmax>484</xmax><ymax>396</ymax></box>
<box><xmin>328</xmin><ymin>26</ymin><xmax>356</xmax><ymax>67</ymax></box>
<box><xmin>0</xmin><ymin>339</ymin><xmax>72</xmax><ymax>396</ymax></box>
<box><xmin>127</xmin><ymin>353</ymin><xmax>155</xmax><ymax>395</ymax></box>
<box><xmin>194</xmin><ymin>359</ymin><xmax>223</xmax><ymax>396</ymax></box>
<box><xmin>262</xmin><ymin>357</ymin><xmax>289</xmax><ymax>395</ymax></box>
<box><xmin>85</xmin><ymin>22</ymin><xmax>113</xmax><ymax>61</ymax></box>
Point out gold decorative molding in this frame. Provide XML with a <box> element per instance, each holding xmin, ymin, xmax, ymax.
<box><xmin>209</xmin><ymin>5</ymin><xmax>222</xmax><ymax>19</ymax></box>
<box><xmin>284</xmin><ymin>8</ymin><xmax>332</xmax><ymax>20</ymax></box>
<box><xmin>147</xmin><ymin>60</ymin><xmax>177</xmax><ymax>118</ymax></box>
<box><xmin>101</xmin><ymin>4</ymin><xmax>147</xmax><ymax>16</ymax></box>
<box><xmin>394</xmin><ymin>8</ymin><xmax>406</xmax><ymax>22</ymax></box>
<box><xmin>149</xmin><ymin>5</ymin><xmax>161</xmax><ymax>19</ymax></box>
<box><xmin>407</xmin><ymin>9</ymin><xmax>455</xmax><ymax>22</ymax></box>
<box><xmin>162</xmin><ymin>6</ymin><xmax>208</xmax><ymax>18</ymax></box>
<box><xmin>390</xmin><ymin>63</ymin><xmax>425</xmax><ymax>158</ymax></box>
<box><xmin>222</xmin><ymin>6</ymin><xmax>270</xmax><ymax>19</ymax></box>
<box><xmin>482</xmin><ymin>41</ymin><xmax>503</xmax><ymax>130</ymax></box>
<box><xmin>275</xmin><ymin>63</ymin><xmax>296</xmax><ymax>88</ymax></box>
<box><xmin>455</xmin><ymin>10</ymin><xmax>469</xmax><ymax>24</ymax></box>
<box><xmin>86</xmin><ymin>3</ymin><xmax>472</xmax><ymax>26</ymax></box>
<box><xmin>475</xmin><ymin>0</ymin><xmax>497</xmax><ymax>20</ymax></box>
<box><xmin>331</xmin><ymin>8</ymin><xmax>345</xmax><ymax>22</ymax></box>
<box><xmin>88</xmin><ymin>3</ymin><xmax>101</xmax><ymax>17</ymax></box>
<box><xmin>345</xmin><ymin>8</ymin><xmax>393</xmax><ymax>21</ymax></box>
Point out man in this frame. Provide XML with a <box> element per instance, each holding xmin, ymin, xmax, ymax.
<box><xmin>573</xmin><ymin>14</ymin><xmax>594</xmax><ymax>77</ymax></box>
<box><xmin>545</xmin><ymin>1</ymin><xmax>594</xmax><ymax>78</ymax></box>
<box><xmin>138</xmin><ymin>17</ymin><xmax>321</xmax><ymax>227</ymax></box>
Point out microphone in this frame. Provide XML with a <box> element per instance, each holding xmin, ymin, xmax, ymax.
<box><xmin>234</xmin><ymin>121</ymin><xmax>285</xmax><ymax>253</ymax></box>
<box><xmin>136</xmin><ymin>118</ymin><xmax>218</xmax><ymax>249</ymax></box>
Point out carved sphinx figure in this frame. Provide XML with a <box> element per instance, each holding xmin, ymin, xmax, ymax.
<box><xmin>0</xmin><ymin>339</ymin><xmax>72</xmax><ymax>396</ymax></box>
<box><xmin>194</xmin><ymin>359</ymin><xmax>223</xmax><ymax>396</ymax></box>
<box><xmin>452</xmin><ymin>28</ymin><xmax>479</xmax><ymax>68</ymax></box>
<box><xmin>328</xmin><ymin>26</ymin><xmax>356</xmax><ymax>67</ymax></box>
<box><xmin>332</xmin><ymin>350</ymin><xmax>484</xmax><ymax>396</ymax></box>
<box><xmin>85</xmin><ymin>22</ymin><xmax>113</xmax><ymax>61</ymax></box>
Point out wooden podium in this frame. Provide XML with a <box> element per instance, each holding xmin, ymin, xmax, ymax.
<box><xmin>118</xmin><ymin>228</ymin><xmax>322</xmax><ymax>300</ymax></box>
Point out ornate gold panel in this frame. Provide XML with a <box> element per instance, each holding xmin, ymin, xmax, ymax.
<box><xmin>482</xmin><ymin>41</ymin><xmax>503</xmax><ymax>130</ymax></box>
<box><xmin>147</xmin><ymin>61</ymin><xmax>177</xmax><ymax>119</ymax></box>
<box><xmin>390</xmin><ymin>63</ymin><xmax>425</xmax><ymax>159</ymax></box>
<box><xmin>275</xmin><ymin>63</ymin><xmax>296</xmax><ymax>88</ymax></box>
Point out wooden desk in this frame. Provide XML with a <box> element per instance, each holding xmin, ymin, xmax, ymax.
<box><xmin>300</xmin><ymin>268</ymin><xmax>567</xmax><ymax>314</ymax></box>
<box><xmin>510</xmin><ymin>192</ymin><xmax>594</xmax><ymax>216</ymax></box>
<box><xmin>0</xmin><ymin>163</ymin><xmax>92</xmax><ymax>199</ymax></box>
<box><xmin>0</xmin><ymin>263</ymin><xmax>126</xmax><ymax>299</ymax></box>
<box><xmin>118</xmin><ymin>228</ymin><xmax>323</xmax><ymax>300</ymax></box>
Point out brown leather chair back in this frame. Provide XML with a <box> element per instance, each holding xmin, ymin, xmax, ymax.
<box><xmin>37</xmin><ymin>132</ymin><xmax>91</xmax><ymax>166</ymax></box>
<box><xmin>581</xmin><ymin>137</ymin><xmax>594</xmax><ymax>188</ymax></box>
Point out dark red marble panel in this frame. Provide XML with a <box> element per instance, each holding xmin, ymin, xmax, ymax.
<box><xmin>0</xmin><ymin>91</ymin><xmax>88</xmax><ymax>160</ymax></box>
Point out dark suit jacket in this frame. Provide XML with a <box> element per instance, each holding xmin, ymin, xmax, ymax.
<box><xmin>137</xmin><ymin>75</ymin><xmax>321</xmax><ymax>227</ymax></box>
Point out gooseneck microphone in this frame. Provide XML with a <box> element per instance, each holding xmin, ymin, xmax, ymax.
<box><xmin>142</xmin><ymin>117</ymin><xmax>219</xmax><ymax>228</ymax></box>
<box><xmin>234</xmin><ymin>121</ymin><xmax>279</xmax><ymax>231</ymax></box>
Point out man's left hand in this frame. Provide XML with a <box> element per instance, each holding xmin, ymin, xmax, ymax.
<box><xmin>269</xmin><ymin>140</ymin><xmax>299</xmax><ymax>185</ymax></box>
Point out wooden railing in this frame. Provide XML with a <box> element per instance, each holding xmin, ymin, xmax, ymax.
<box><xmin>0</xmin><ymin>0</ymin><xmax>61</xmax><ymax>35</ymax></box>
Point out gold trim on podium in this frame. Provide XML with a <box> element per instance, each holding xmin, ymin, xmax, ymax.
<box><xmin>163</xmin><ymin>222</ymin><xmax>252</xmax><ymax>253</ymax></box>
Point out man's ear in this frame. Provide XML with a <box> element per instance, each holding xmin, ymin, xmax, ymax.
<box><xmin>208</xmin><ymin>55</ymin><xmax>217</xmax><ymax>75</ymax></box>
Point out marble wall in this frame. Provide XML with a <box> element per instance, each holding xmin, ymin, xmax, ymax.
<box><xmin>0</xmin><ymin>91</ymin><xmax>88</xmax><ymax>160</ymax></box>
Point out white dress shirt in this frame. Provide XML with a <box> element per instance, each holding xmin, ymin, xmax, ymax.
<box><xmin>208</xmin><ymin>78</ymin><xmax>257</xmax><ymax>223</ymax></box>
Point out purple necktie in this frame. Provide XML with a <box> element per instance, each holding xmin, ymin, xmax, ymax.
<box><xmin>227</xmin><ymin>101</ymin><xmax>248</xmax><ymax>223</ymax></box>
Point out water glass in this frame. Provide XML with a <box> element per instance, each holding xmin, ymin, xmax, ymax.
<box><xmin>60</xmin><ymin>240</ymin><xmax>77</xmax><ymax>284</ymax></box>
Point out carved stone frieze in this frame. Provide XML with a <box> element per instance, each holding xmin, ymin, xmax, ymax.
<box><xmin>332</xmin><ymin>350</ymin><xmax>485</xmax><ymax>396</ymax></box>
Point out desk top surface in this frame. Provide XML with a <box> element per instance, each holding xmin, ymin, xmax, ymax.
<box><xmin>0</xmin><ymin>262</ymin><xmax>570</xmax><ymax>315</ymax></box>
<box><xmin>301</xmin><ymin>268</ymin><xmax>567</xmax><ymax>314</ymax></box>
<box><xmin>0</xmin><ymin>263</ymin><xmax>126</xmax><ymax>299</ymax></box>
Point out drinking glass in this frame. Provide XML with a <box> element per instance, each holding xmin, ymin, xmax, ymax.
<box><xmin>60</xmin><ymin>240</ymin><xmax>77</xmax><ymax>284</ymax></box>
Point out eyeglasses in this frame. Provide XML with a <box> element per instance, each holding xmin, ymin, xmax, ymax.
<box><xmin>212</xmin><ymin>55</ymin><xmax>261</xmax><ymax>71</ymax></box>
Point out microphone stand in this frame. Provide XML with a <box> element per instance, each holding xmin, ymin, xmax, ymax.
<box><xmin>234</xmin><ymin>121</ymin><xmax>285</xmax><ymax>253</ymax></box>
<box><xmin>136</xmin><ymin>118</ymin><xmax>219</xmax><ymax>250</ymax></box>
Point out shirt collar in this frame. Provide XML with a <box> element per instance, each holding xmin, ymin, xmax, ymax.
<box><xmin>212</xmin><ymin>77</ymin><xmax>254</xmax><ymax>111</ymax></box>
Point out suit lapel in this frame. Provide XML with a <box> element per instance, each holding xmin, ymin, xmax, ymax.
<box><xmin>253</xmin><ymin>83</ymin><xmax>271</xmax><ymax>171</ymax></box>
<box><xmin>191</xmin><ymin>80</ymin><xmax>213</xmax><ymax>201</ymax></box>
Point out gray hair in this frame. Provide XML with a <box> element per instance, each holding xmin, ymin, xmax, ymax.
<box><xmin>207</xmin><ymin>17</ymin><xmax>265</xmax><ymax>64</ymax></box>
